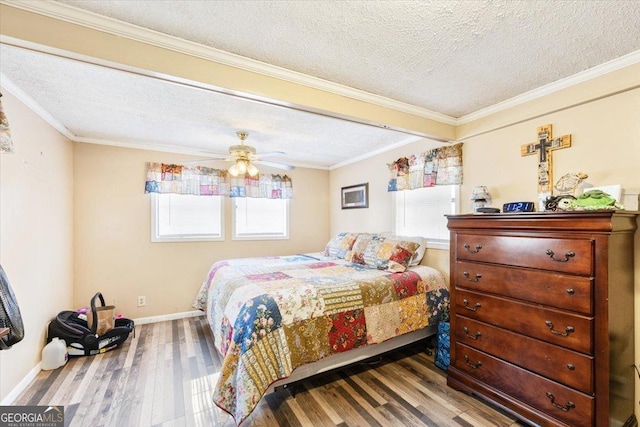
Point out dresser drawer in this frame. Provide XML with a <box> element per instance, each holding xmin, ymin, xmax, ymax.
<box><xmin>455</xmin><ymin>290</ymin><xmax>593</xmax><ymax>354</ymax></box>
<box><xmin>455</xmin><ymin>316</ymin><xmax>594</xmax><ymax>393</ymax></box>
<box><xmin>454</xmin><ymin>343</ymin><xmax>594</xmax><ymax>427</ymax></box>
<box><xmin>453</xmin><ymin>261</ymin><xmax>593</xmax><ymax>315</ymax></box>
<box><xmin>455</xmin><ymin>234</ymin><xmax>593</xmax><ymax>275</ymax></box>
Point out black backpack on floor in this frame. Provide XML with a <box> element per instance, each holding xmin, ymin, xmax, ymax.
<box><xmin>47</xmin><ymin>294</ymin><xmax>135</xmax><ymax>357</ymax></box>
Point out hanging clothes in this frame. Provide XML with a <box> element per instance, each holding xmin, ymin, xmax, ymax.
<box><xmin>0</xmin><ymin>264</ymin><xmax>25</xmax><ymax>350</ymax></box>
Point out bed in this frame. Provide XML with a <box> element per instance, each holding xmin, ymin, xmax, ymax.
<box><xmin>193</xmin><ymin>233</ymin><xmax>450</xmax><ymax>424</ymax></box>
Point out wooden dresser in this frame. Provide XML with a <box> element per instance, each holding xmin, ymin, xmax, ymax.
<box><xmin>446</xmin><ymin>211</ymin><xmax>637</xmax><ymax>427</ymax></box>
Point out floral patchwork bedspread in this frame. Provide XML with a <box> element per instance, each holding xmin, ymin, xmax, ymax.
<box><xmin>193</xmin><ymin>253</ymin><xmax>449</xmax><ymax>424</ymax></box>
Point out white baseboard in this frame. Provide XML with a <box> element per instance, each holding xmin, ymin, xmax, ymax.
<box><xmin>132</xmin><ymin>310</ymin><xmax>205</xmax><ymax>325</ymax></box>
<box><xmin>1</xmin><ymin>310</ymin><xmax>205</xmax><ymax>405</ymax></box>
<box><xmin>1</xmin><ymin>362</ymin><xmax>41</xmax><ymax>405</ymax></box>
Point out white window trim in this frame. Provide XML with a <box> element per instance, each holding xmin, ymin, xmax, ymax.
<box><xmin>426</xmin><ymin>239</ymin><xmax>452</xmax><ymax>251</ymax></box>
<box><xmin>232</xmin><ymin>198</ymin><xmax>290</xmax><ymax>241</ymax></box>
<box><xmin>391</xmin><ymin>185</ymin><xmax>460</xmax><ymax>250</ymax></box>
<box><xmin>150</xmin><ymin>193</ymin><xmax>225</xmax><ymax>243</ymax></box>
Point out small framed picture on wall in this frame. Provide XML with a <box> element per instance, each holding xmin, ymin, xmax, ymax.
<box><xmin>341</xmin><ymin>183</ymin><xmax>369</xmax><ymax>209</ymax></box>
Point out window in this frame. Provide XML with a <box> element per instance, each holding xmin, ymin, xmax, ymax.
<box><xmin>151</xmin><ymin>193</ymin><xmax>224</xmax><ymax>242</ymax></box>
<box><xmin>233</xmin><ymin>197</ymin><xmax>289</xmax><ymax>240</ymax></box>
<box><xmin>392</xmin><ymin>185</ymin><xmax>459</xmax><ymax>249</ymax></box>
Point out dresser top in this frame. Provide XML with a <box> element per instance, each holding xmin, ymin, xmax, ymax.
<box><xmin>446</xmin><ymin>210</ymin><xmax>638</xmax><ymax>233</ymax></box>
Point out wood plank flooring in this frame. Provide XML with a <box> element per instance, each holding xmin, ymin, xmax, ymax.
<box><xmin>13</xmin><ymin>316</ymin><xmax>527</xmax><ymax>426</ymax></box>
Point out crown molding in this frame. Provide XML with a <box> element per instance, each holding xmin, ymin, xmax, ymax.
<box><xmin>457</xmin><ymin>49</ymin><xmax>640</xmax><ymax>125</ymax></box>
<box><xmin>330</xmin><ymin>135</ymin><xmax>425</xmax><ymax>170</ymax></box>
<box><xmin>0</xmin><ymin>72</ymin><xmax>75</xmax><ymax>140</ymax></box>
<box><xmin>1</xmin><ymin>0</ymin><xmax>457</xmax><ymax>126</ymax></box>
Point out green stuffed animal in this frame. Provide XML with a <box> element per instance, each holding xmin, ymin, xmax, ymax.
<box><xmin>564</xmin><ymin>189</ymin><xmax>624</xmax><ymax>210</ymax></box>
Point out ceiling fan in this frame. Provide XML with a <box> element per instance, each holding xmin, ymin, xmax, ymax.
<box><xmin>193</xmin><ymin>130</ymin><xmax>295</xmax><ymax>177</ymax></box>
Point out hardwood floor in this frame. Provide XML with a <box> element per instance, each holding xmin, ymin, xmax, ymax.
<box><xmin>14</xmin><ymin>316</ymin><xmax>526</xmax><ymax>426</ymax></box>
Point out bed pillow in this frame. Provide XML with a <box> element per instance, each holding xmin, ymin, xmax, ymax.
<box><xmin>363</xmin><ymin>237</ymin><xmax>420</xmax><ymax>272</ymax></box>
<box><xmin>381</xmin><ymin>233</ymin><xmax>425</xmax><ymax>266</ymax></box>
<box><xmin>344</xmin><ymin>233</ymin><xmax>381</xmax><ymax>264</ymax></box>
<box><xmin>323</xmin><ymin>232</ymin><xmax>359</xmax><ymax>258</ymax></box>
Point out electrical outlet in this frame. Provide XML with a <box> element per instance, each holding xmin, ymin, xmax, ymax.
<box><xmin>137</xmin><ymin>296</ymin><xmax>146</xmax><ymax>307</ymax></box>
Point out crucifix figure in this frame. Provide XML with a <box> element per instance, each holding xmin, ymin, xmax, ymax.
<box><xmin>521</xmin><ymin>124</ymin><xmax>571</xmax><ymax>210</ymax></box>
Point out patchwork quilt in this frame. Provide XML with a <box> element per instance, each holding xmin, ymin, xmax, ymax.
<box><xmin>193</xmin><ymin>254</ymin><xmax>449</xmax><ymax>424</ymax></box>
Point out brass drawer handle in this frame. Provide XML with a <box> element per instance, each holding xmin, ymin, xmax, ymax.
<box><xmin>463</xmin><ymin>271</ymin><xmax>482</xmax><ymax>282</ymax></box>
<box><xmin>546</xmin><ymin>392</ymin><xmax>575</xmax><ymax>412</ymax></box>
<box><xmin>545</xmin><ymin>320</ymin><xmax>575</xmax><ymax>337</ymax></box>
<box><xmin>463</xmin><ymin>355</ymin><xmax>482</xmax><ymax>369</ymax></box>
<box><xmin>463</xmin><ymin>327</ymin><xmax>481</xmax><ymax>340</ymax></box>
<box><xmin>566</xmin><ymin>288</ymin><xmax>575</xmax><ymax>295</ymax></box>
<box><xmin>546</xmin><ymin>249</ymin><xmax>575</xmax><ymax>262</ymax></box>
<box><xmin>463</xmin><ymin>299</ymin><xmax>481</xmax><ymax>312</ymax></box>
<box><xmin>463</xmin><ymin>243</ymin><xmax>482</xmax><ymax>253</ymax></box>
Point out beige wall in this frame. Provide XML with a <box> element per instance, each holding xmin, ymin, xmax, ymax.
<box><xmin>458</xmin><ymin>88</ymin><xmax>640</xmax><ymax>205</ymax></box>
<box><xmin>0</xmin><ymin>89</ymin><xmax>74</xmax><ymax>402</ymax></box>
<box><xmin>73</xmin><ymin>143</ymin><xmax>330</xmax><ymax>318</ymax></box>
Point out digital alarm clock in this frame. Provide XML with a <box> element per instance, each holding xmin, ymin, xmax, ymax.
<box><xmin>502</xmin><ymin>201</ymin><xmax>535</xmax><ymax>212</ymax></box>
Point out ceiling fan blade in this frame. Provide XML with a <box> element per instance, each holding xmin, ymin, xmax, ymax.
<box><xmin>258</xmin><ymin>151</ymin><xmax>287</xmax><ymax>158</ymax></box>
<box><xmin>200</xmin><ymin>153</ymin><xmax>228</xmax><ymax>159</ymax></box>
<box><xmin>256</xmin><ymin>160</ymin><xmax>295</xmax><ymax>171</ymax></box>
<box><xmin>183</xmin><ymin>155</ymin><xmax>232</xmax><ymax>165</ymax></box>
<box><xmin>189</xmin><ymin>132</ymin><xmax>292</xmax><ymax>170</ymax></box>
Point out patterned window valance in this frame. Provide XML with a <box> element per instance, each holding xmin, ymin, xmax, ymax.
<box><xmin>0</xmin><ymin>93</ymin><xmax>14</xmax><ymax>154</ymax></box>
<box><xmin>387</xmin><ymin>143</ymin><xmax>463</xmax><ymax>191</ymax></box>
<box><xmin>144</xmin><ymin>163</ymin><xmax>293</xmax><ymax>199</ymax></box>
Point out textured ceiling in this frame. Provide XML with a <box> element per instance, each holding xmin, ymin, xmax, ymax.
<box><xmin>56</xmin><ymin>0</ymin><xmax>640</xmax><ymax>117</ymax></box>
<box><xmin>0</xmin><ymin>44</ymin><xmax>412</xmax><ymax>169</ymax></box>
<box><xmin>1</xmin><ymin>1</ymin><xmax>640</xmax><ymax>169</ymax></box>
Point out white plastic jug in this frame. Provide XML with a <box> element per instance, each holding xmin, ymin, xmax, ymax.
<box><xmin>55</xmin><ymin>338</ymin><xmax>68</xmax><ymax>367</ymax></box>
<box><xmin>41</xmin><ymin>337</ymin><xmax>68</xmax><ymax>370</ymax></box>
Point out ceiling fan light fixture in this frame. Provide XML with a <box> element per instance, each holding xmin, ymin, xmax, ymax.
<box><xmin>237</xmin><ymin>160</ymin><xmax>247</xmax><ymax>174</ymax></box>
<box><xmin>247</xmin><ymin>163</ymin><xmax>259</xmax><ymax>177</ymax></box>
<box><xmin>228</xmin><ymin>163</ymin><xmax>240</xmax><ymax>177</ymax></box>
<box><xmin>216</xmin><ymin>130</ymin><xmax>290</xmax><ymax>176</ymax></box>
<box><xmin>229</xmin><ymin>159</ymin><xmax>259</xmax><ymax>177</ymax></box>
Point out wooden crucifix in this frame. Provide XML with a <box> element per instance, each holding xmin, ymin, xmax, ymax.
<box><xmin>521</xmin><ymin>124</ymin><xmax>571</xmax><ymax>210</ymax></box>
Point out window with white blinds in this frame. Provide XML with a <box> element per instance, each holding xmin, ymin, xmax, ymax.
<box><xmin>233</xmin><ymin>197</ymin><xmax>289</xmax><ymax>240</ymax></box>
<box><xmin>392</xmin><ymin>185</ymin><xmax>459</xmax><ymax>249</ymax></box>
<box><xmin>151</xmin><ymin>193</ymin><xmax>224</xmax><ymax>242</ymax></box>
